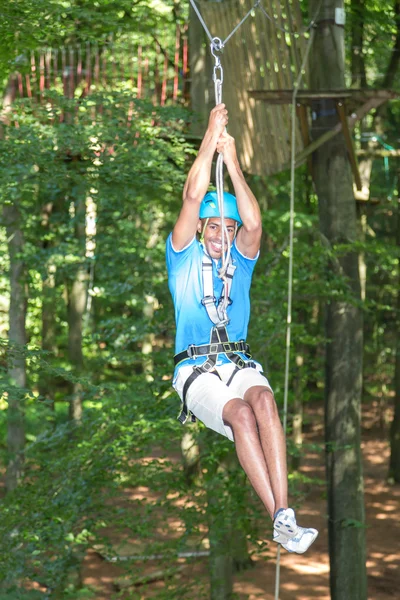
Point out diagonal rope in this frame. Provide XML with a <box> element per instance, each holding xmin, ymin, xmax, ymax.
<box><xmin>189</xmin><ymin>0</ymin><xmax>261</xmax><ymax>47</ymax></box>
<box><xmin>274</xmin><ymin>25</ymin><xmax>316</xmax><ymax>600</ymax></box>
<box><xmin>190</xmin><ymin>0</ymin><xmax>323</xmax><ymax>40</ymax></box>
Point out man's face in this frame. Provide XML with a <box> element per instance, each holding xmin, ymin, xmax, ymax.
<box><xmin>198</xmin><ymin>218</ymin><xmax>237</xmax><ymax>259</ymax></box>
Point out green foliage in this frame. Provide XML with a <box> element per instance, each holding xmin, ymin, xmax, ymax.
<box><xmin>0</xmin><ymin>0</ymin><xmax>184</xmax><ymax>82</ymax></box>
<box><xmin>0</xmin><ymin>1</ymin><xmax>399</xmax><ymax>596</ymax></box>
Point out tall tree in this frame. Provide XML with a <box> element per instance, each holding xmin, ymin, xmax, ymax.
<box><xmin>1</xmin><ymin>78</ymin><xmax>27</xmax><ymax>492</ymax></box>
<box><xmin>389</xmin><ymin>187</ymin><xmax>400</xmax><ymax>482</ymax></box>
<box><xmin>3</xmin><ymin>204</ymin><xmax>26</xmax><ymax>492</ymax></box>
<box><xmin>309</xmin><ymin>1</ymin><xmax>367</xmax><ymax>598</ymax></box>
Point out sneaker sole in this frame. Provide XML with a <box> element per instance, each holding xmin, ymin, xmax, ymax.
<box><xmin>282</xmin><ymin>529</ymin><xmax>319</xmax><ymax>554</ymax></box>
<box><xmin>273</xmin><ymin>516</ymin><xmax>298</xmax><ymax>540</ymax></box>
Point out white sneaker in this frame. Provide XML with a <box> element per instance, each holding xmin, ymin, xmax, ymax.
<box><xmin>273</xmin><ymin>508</ymin><xmax>298</xmax><ymax>539</ymax></box>
<box><xmin>273</xmin><ymin>508</ymin><xmax>318</xmax><ymax>554</ymax></box>
<box><xmin>280</xmin><ymin>527</ymin><xmax>318</xmax><ymax>554</ymax></box>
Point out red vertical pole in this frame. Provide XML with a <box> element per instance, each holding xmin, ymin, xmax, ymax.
<box><xmin>154</xmin><ymin>42</ymin><xmax>161</xmax><ymax>104</ymax></box>
<box><xmin>137</xmin><ymin>45</ymin><xmax>142</xmax><ymax>99</ymax></box>
<box><xmin>17</xmin><ymin>73</ymin><xmax>23</xmax><ymax>97</ymax></box>
<box><xmin>45</xmin><ymin>50</ymin><xmax>51</xmax><ymax>90</ymax></box>
<box><xmin>173</xmin><ymin>26</ymin><xmax>180</xmax><ymax>101</ymax></box>
<box><xmin>130</xmin><ymin>41</ymin><xmax>135</xmax><ymax>88</ymax></box>
<box><xmin>94</xmin><ymin>44</ymin><xmax>100</xmax><ymax>86</ymax></box>
<box><xmin>61</xmin><ymin>47</ymin><xmax>67</xmax><ymax>97</ymax></box>
<box><xmin>69</xmin><ymin>47</ymin><xmax>75</xmax><ymax>99</ymax></box>
<box><xmin>183</xmin><ymin>25</ymin><xmax>189</xmax><ymax>102</ymax></box>
<box><xmin>77</xmin><ymin>45</ymin><xmax>82</xmax><ymax>86</ymax></box>
<box><xmin>161</xmin><ymin>52</ymin><xmax>168</xmax><ymax>106</ymax></box>
<box><xmin>39</xmin><ymin>52</ymin><xmax>45</xmax><ymax>101</ymax></box>
<box><xmin>30</xmin><ymin>52</ymin><xmax>37</xmax><ymax>99</ymax></box>
<box><xmin>86</xmin><ymin>42</ymin><xmax>92</xmax><ymax>94</ymax></box>
<box><xmin>25</xmin><ymin>73</ymin><xmax>32</xmax><ymax>98</ymax></box>
<box><xmin>111</xmin><ymin>38</ymin><xmax>116</xmax><ymax>89</ymax></box>
<box><xmin>120</xmin><ymin>44</ymin><xmax>125</xmax><ymax>86</ymax></box>
<box><xmin>144</xmin><ymin>54</ymin><xmax>149</xmax><ymax>99</ymax></box>
<box><xmin>53</xmin><ymin>49</ymin><xmax>58</xmax><ymax>88</ymax></box>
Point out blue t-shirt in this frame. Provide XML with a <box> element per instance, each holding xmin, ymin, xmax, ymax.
<box><xmin>166</xmin><ymin>233</ymin><xmax>258</xmax><ymax>374</ymax></box>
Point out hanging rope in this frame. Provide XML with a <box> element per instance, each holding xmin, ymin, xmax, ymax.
<box><xmin>210</xmin><ymin>38</ymin><xmax>231</xmax><ymax>293</ymax></box>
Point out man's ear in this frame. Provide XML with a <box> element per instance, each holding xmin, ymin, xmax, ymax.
<box><xmin>197</xmin><ymin>219</ymin><xmax>202</xmax><ymax>234</ymax></box>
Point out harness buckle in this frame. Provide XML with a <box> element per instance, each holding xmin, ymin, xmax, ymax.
<box><xmin>201</xmin><ymin>295</ymin><xmax>216</xmax><ymax>306</ymax></box>
<box><xmin>178</xmin><ymin>408</ymin><xmax>190</xmax><ymax>425</ymax></box>
<box><xmin>200</xmin><ymin>361</ymin><xmax>215</xmax><ymax>373</ymax></box>
<box><xmin>209</xmin><ymin>343</ymin><xmax>219</xmax><ymax>354</ymax></box>
<box><xmin>186</xmin><ymin>344</ymin><xmax>197</xmax><ymax>358</ymax></box>
<box><xmin>237</xmin><ymin>358</ymin><xmax>245</xmax><ymax>369</ymax></box>
<box><xmin>217</xmin><ymin>296</ymin><xmax>232</xmax><ymax>306</ymax></box>
<box><xmin>223</xmin><ymin>342</ymin><xmax>232</xmax><ymax>352</ymax></box>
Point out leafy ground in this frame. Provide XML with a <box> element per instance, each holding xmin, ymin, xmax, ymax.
<box><xmin>75</xmin><ymin>403</ymin><xmax>400</xmax><ymax>600</ymax></box>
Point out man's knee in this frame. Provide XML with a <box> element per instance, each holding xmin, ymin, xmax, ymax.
<box><xmin>246</xmin><ymin>387</ymin><xmax>278</xmax><ymax>417</ymax></box>
<box><xmin>222</xmin><ymin>398</ymin><xmax>256</xmax><ymax>430</ymax></box>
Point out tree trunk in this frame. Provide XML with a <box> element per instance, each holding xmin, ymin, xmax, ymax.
<box><xmin>207</xmin><ymin>469</ymin><xmax>233</xmax><ymax>600</ymax></box>
<box><xmin>181</xmin><ymin>429</ymin><xmax>201</xmax><ymax>484</ymax></box>
<box><xmin>67</xmin><ymin>193</ymin><xmax>88</xmax><ymax>423</ymax></box>
<box><xmin>309</xmin><ymin>2</ymin><xmax>367</xmax><ymax>599</ymax></box>
<box><xmin>350</xmin><ymin>0</ymin><xmax>367</xmax><ymax>88</ymax></box>
<box><xmin>203</xmin><ymin>431</ymin><xmax>233</xmax><ymax>600</ymax></box>
<box><xmin>292</xmin><ymin>352</ymin><xmax>305</xmax><ymax>472</ymax></box>
<box><xmin>3</xmin><ymin>204</ymin><xmax>26</xmax><ymax>492</ymax></box>
<box><xmin>389</xmin><ymin>192</ymin><xmax>400</xmax><ymax>482</ymax></box>
<box><xmin>382</xmin><ymin>0</ymin><xmax>400</xmax><ymax>89</ymax></box>
<box><xmin>39</xmin><ymin>202</ymin><xmax>57</xmax><ymax>410</ymax></box>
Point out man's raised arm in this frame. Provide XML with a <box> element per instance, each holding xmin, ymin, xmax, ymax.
<box><xmin>172</xmin><ymin>104</ymin><xmax>228</xmax><ymax>251</ymax></box>
<box><xmin>216</xmin><ymin>132</ymin><xmax>262</xmax><ymax>259</ymax></box>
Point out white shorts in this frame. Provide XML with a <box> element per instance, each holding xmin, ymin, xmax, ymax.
<box><xmin>173</xmin><ymin>362</ymin><xmax>273</xmax><ymax>442</ymax></box>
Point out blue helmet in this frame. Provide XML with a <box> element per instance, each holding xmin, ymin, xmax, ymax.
<box><xmin>199</xmin><ymin>191</ymin><xmax>242</xmax><ymax>225</ymax></box>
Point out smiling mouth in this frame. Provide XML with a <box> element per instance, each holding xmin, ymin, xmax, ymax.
<box><xmin>210</xmin><ymin>241</ymin><xmax>222</xmax><ymax>253</ymax></box>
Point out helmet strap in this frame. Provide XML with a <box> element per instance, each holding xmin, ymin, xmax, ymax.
<box><xmin>200</xmin><ymin>218</ymin><xmax>209</xmax><ymax>244</ymax></box>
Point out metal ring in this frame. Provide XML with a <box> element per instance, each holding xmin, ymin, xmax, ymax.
<box><xmin>210</xmin><ymin>37</ymin><xmax>224</xmax><ymax>58</ymax></box>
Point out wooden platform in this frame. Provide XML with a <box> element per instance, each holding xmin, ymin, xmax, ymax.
<box><xmin>248</xmin><ymin>88</ymin><xmax>399</xmax><ymax>106</ymax></box>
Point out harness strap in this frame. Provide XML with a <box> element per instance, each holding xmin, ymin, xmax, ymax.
<box><xmin>174</xmin><ymin>340</ymin><xmax>250</xmax><ymax>365</ymax></box>
<box><xmin>176</xmin><ymin>324</ymin><xmax>259</xmax><ymax>425</ymax></box>
<box><xmin>202</xmin><ymin>252</ymin><xmax>236</xmax><ymax>326</ymax></box>
<box><xmin>177</xmin><ymin>251</ymin><xmax>248</xmax><ymax>425</ymax></box>
<box><xmin>178</xmin><ymin>357</ymin><xmax>220</xmax><ymax>424</ymax></box>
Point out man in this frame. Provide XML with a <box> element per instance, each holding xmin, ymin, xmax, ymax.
<box><xmin>166</xmin><ymin>104</ymin><xmax>318</xmax><ymax>554</ymax></box>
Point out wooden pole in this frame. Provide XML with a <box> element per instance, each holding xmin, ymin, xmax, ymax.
<box><xmin>309</xmin><ymin>2</ymin><xmax>368</xmax><ymax>598</ymax></box>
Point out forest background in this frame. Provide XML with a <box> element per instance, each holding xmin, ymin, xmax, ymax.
<box><xmin>0</xmin><ymin>0</ymin><xmax>399</xmax><ymax>599</ymax></box>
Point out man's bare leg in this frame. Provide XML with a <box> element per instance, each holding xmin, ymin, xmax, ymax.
<box><xmin>222</xmin><ymin>397</ymin><xmax>281</xmax><ymax>518</ymax></box>
<box><xmin>244</xmin><ymin>386</ymin><xmax>289</xmax><ymax>513</ymax></box>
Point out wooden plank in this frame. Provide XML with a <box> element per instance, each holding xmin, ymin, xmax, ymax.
<box><xmin>248</xmin><ymin>88</ymin><xmax>400</xmax><ymax>104</ymax></box>
<box><xmin>336</xmin><ymin>100</ymin><xmax>362</xmax><ymax>190</ymax></box>
<box><xmin>282</xmin><ymin>94</ymin><xmax>393</xmax><ymax>170</ymax></box>
<box><xmin>357</xmin><ymin>149</ymin><xmax>400</xmax><ymax>157</ymax></box>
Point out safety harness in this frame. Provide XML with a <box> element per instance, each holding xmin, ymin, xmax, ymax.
<box><xmin>175</xmin><ymin>250</ymin><xmax>257</xmax><ymax>424</ymax></box>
